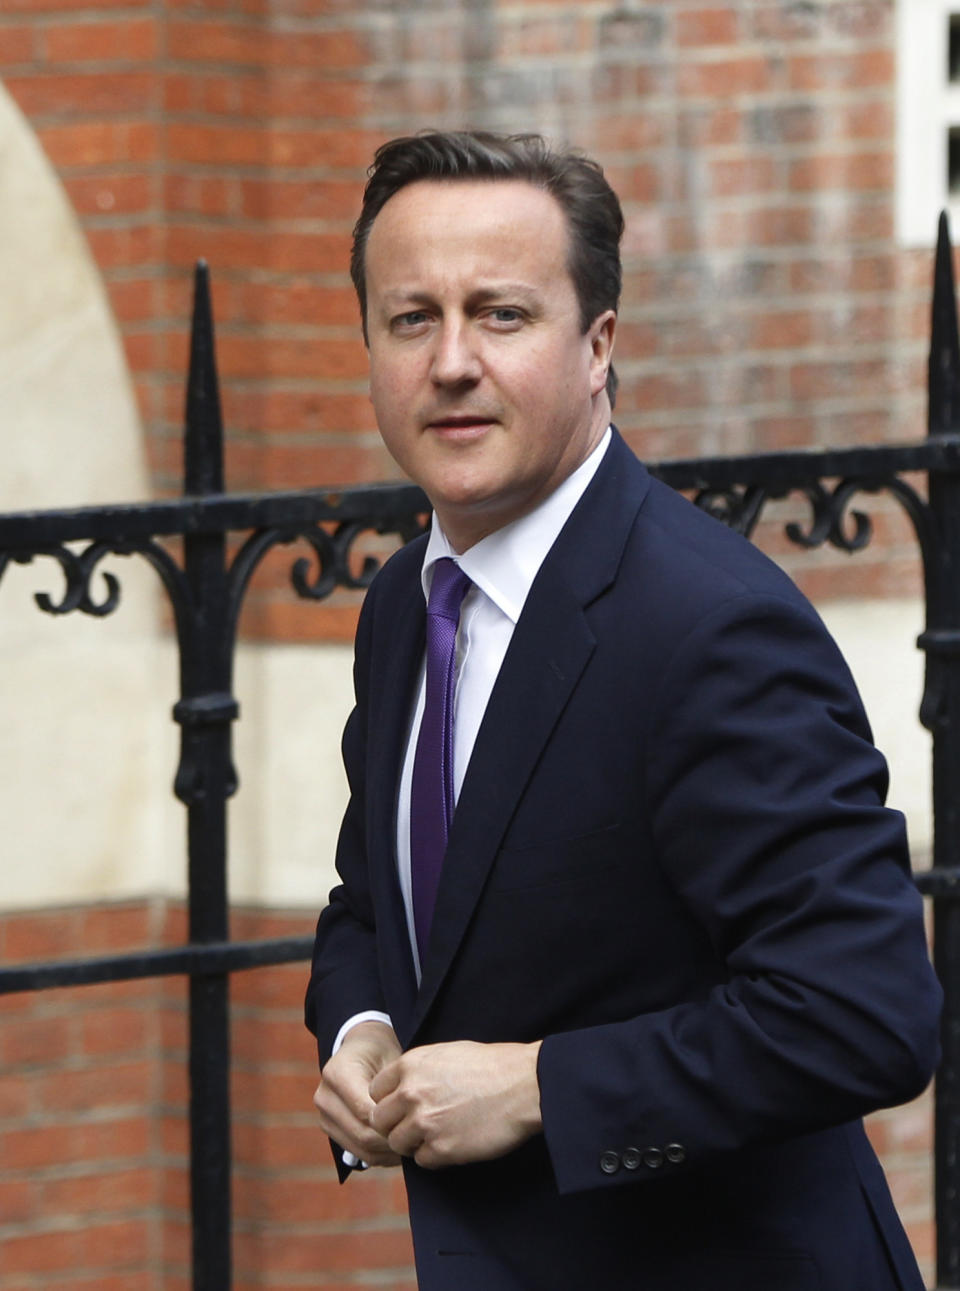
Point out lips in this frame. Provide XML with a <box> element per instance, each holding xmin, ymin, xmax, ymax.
<box><xmin>426</xmin><ymin>415</ymin><xmax>496</xmax><ymax>429</ymax></box>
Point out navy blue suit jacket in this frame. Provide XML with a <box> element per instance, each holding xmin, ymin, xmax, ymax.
<box><xmin>306</xmin><ymin>430</ymin><xmax>941</xmax><ymax>1291</ymax></box>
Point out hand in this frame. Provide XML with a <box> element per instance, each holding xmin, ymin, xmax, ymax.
<box><xmin>313</xmin><ymin>1020</ymin><xmax>404</xmax><ymax>1168</ymax></box>
<box><xmin>369</xmin><ymin>1039</ymin><xmax>543</xmax><ymax>1169</ymax></box>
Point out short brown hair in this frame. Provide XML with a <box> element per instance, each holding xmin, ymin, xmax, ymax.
<box><xmin>351</xmin><ymin>130</ymin><xmax>623</xmax><ymax>405</ymax></box>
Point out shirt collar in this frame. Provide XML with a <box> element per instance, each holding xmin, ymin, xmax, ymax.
<box><xmin>420</xmin><ymin>427</ymin><xmax>612</xmax><ymax>624</ymax></box>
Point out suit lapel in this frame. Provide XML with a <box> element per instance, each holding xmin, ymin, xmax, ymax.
<box><xmin>367</xmin><ymin>550</ymin><xmax>426</xmax><ymax>1026</ymax></box>
<box><xmin>408</xmin><ymin>432</ymin><xmax>650</xmax><ymax>1039</ymax></box>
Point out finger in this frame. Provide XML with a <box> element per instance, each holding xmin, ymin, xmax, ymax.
<box><xmin>314</xmin><ymin>1080</ymin><xmax>390</xmax><ymax>1162</ymax></box>
<box><xmin>369</xmin><ymin>1058</ymin><xmax>403</xmax><ymax>1103</ymax></box>
<box><xmin>386</xmin><ymin>1119</ymin><xmax>427</xmax><ymax>1159</ymax></box>
<box><xmin>369</xmin><ymin>1088</ymin><xmax>408</xmax><ymax>1137</ymax></box>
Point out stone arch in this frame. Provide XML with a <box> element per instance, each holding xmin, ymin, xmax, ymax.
<box><xmin>0</xmin><ymin>82</ymin><xmax>180</xmax><ymax>908</ymax></box>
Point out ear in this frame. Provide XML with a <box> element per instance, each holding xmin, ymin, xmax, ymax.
<box><xmin>588</xmin><ymin>310</ymin><xmax>617</xmax><ymax>398</ymax></box>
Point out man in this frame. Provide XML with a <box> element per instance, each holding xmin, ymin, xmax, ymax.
<box><xmin>305</xmin><ymin>131</ymin><xmax>941</xmax><ymax>1291</ymax></box>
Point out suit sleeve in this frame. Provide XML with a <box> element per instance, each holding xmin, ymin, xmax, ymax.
<box><xmin>304</xmin><ymin>581</ymin><xmax>389</xmax><ymax>1068</ymax></box>
<box><xmin>537</xmin><ymin>591</ymin><xmax>942</xmax><ymax>1194</ymax></box>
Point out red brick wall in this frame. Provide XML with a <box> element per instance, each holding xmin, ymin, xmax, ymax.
<box><xmin>0</xmin><ymin>902</ymin><xmax>417</xmax><ymax>1290</ymax></box>
<box><xmin>0</xmin><ymin>0</ymin><xmax>933</xmax><ymax>635</ymax></box>
<box><xmin>0</xmin><ymin>900</ymin><xmax>936</xmax><ymax>1288</ymax></box>
<box><xmin>0</xmin><ymin>2</ymin><xmax>942</xmax><ymax>1286</ymax></box>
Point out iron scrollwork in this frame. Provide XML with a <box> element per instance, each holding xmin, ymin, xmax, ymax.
<box><xmin>692</xmin><ymin>473</ymin><xmax>933</xmax><ymax>565</ymax></box>
<box><xmin>0</xmin><ymin>536</ymin><xmax>193</xmax><ymax>626</ymax></box>
<box><xmin>225</xmin><ymin>511</ymin><xmax>429</xmax><ymax>646</ymax></box>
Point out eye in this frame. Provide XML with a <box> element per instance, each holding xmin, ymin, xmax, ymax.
<box><xmin>392</xmin><ymin>310</ymin><xmax>431</xmax><ymax>331</ymax></box>
<box><xmin>486</xmin><ymin>307</ymin><xmax>524</xmax><ymax>327</ymax></box>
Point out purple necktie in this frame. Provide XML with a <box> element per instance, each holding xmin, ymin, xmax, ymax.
<box><xmin>410</xmin><ymin>557</ymin><xmax>472</xmax><ymax>961</ymax></box>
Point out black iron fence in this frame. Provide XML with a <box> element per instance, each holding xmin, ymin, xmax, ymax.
<box><xmin>3</xmin><ymin>219</ymin><xmax>960</xmax><ymax>1288</ymax></box>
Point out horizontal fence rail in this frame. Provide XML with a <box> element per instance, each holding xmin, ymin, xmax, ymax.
<box><xmin>3</xmin><ymin>217</ymin><xmax>960</xmax><ymax>1288</ymax></box>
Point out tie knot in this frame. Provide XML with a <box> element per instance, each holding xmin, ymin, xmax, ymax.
<box><xmin>427</xmin><ymin>557</ymin><xmax>472</xmax><ymax>622</ymax></box>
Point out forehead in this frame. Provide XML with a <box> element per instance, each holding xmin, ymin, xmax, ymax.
<box><xmin>364</xmin><ymin>179</ymin><xmax>572</xmax><ymax>292</ymax></box>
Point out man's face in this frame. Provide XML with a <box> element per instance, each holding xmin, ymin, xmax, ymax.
<box><xmin>363</xmin><ymin>179</ymin><xmax>616</xmax><ymax>551</ymax></box>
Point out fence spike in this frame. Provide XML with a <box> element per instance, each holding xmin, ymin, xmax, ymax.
<box><xmin>929</xmin><ymin>212</ymin><xmax>960</xmax><ymax>438</ymax></box>
<box><xmin>184</xmin><ymin>259</ymin><xmax>224</xmax><ymax>496</ymax></box>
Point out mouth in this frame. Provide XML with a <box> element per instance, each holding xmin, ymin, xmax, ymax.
<box><xmin>424</xmin><ymin>415</ymin><xmax>498</xmax><ymax>439</ymax></box>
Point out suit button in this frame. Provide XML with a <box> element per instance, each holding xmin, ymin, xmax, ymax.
<box><xmin>621</xmin><ymin>1146</ymin><xmax>642</xmax><ymax>1171</ymax></box>
<box><xmin>665</xmin><ymin>1143</ymin><xmax>686</xmax><ymax>1165</ymax></box>
<box><xmin>642</xmin><ymin>1147</ymin><xmax>664</xmax><ymax>1169</ymax></box>
<box><xmin>599</xmin><ymin>1150</ymin><xmax>621</xmax><ymax>1175</ymax></box>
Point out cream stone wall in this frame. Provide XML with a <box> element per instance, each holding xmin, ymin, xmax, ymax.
<box><xmin>0</xmin><ymin>80</ymin><xmax>177</xmax><ymax>910</ymax></box>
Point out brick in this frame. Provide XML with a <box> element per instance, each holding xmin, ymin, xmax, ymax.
<box><xmin>0</xmin><ymin>1069</ymin><xmax>33</xmax><ymax>1120</ymax></box>
<box><xmin>106</xmin><ymin>277</ymin><xmax>161</xmax><ymax>324</ymax></box>
<box><xmin>678</xmin><ymin>105</ymin><xmax>744</xmax><ymax>147</ymax></box>
<box><xmin>0</xmin><ymin>24</ymin><xmax>35</xmax><ymax>62</ymax></box>
<box><xmin>789</xmin><ymin>151</ymin><xmax>893</xmax><ymax>193</ymax></box>
<box><xmin>233</xmin><ymin>1171</ymin><xmax>395</xmax><ymax>1225</ymax></box>
<box><xmin>160</xmin><ymin>1113</ymin><xmax>189</xmax><ymax>1156</ymax></box>
<box><xmin>62</xmin><ymin>173</ymin><xmax>153</xmax><ymax>217</ymax></box>
<box><xmin>267</xmin><ymin>76</ymin><xmax>365</xmax><ymax>120</ymax></box>
<box><xmin>37</xmin><ymin>1060</ymin><xmax>153</xmax><ymax>1113</ymax></box>
<box><xmin>0</xmin><ymin>1177</ymin><xmax>36</xmax><ymax>1223</ymax></box>
<box><xmin>85</xmin><ymin>225</ymin><xmax>160</xmax><ymax>270</ymax></box>
<box><xmin>747</xmin><ymin>310</ymin><xmax>814</xmax><ymax>350</ymax></box>
<box><xmin>40</xmin><ymin>1165</ymin><xmax>156</xmax><ymax>1214</ymax></box>
<box><xmin>164</xmin><ymin>174</ymin><xmax>238</xmax><ymax>218</ymax></box>
<box><xmin>3</xmin><ymin>910</ymin><xmax>79</xmax><ymax>962</ymax></box>
<box><xmin>228</xmin><ymin>281</ymin><xmax>360</xmax><ymax>329</ymax></box>
<box><xmin>166</xmin><ymin>18</ymin><xmax>265</xmax><ymax>65</ymax></box>
<box><xmin>789</xmin><ymin>253</ymin><xmax>895</xmax><ymax>294</ymax></box>
<box><xmin>2</xmin><ymin>1117</ymin><xmax>150</xmax><ymax>1171</ymax></box>
<box><xmin>494</xmin><ymin>14</ymin><xmax>588</xmax><ymax>58</ymax></box>
<box><xmin>2</xmin><ymin>1017</ymin><xmax>73</xmax><ymax>1067</ymax></box>
<box><xmin>232</xmin><ymin>1068</ymin><xmax>316</xmax><ymax>1117</ymax></box>
<box><xmin>165</xmin><ymin>122</ymin><xmax>267</xmax><ymax>167</ymax></box>
<box><xmin>37</xmin><ymin>1276</ymin><xmax>156</xmax><ymax>1291</ymax></box>
<box><xmin>229</xmin><ymin>960</ymin><xmax>310</xmax><ymax>1007</ymax></box>
<box><xmin>1</xmin><ymin>1219</ymin><xmax>150</xmax><ymax>1275</ymax></box>
<box><xmin>165</xmin><ymin>227</ymin><xmax>351</xmax><ymax>276</ymax></box>
<box><xmin>161</xmin><ymin>1057</ymin><xmax>189</xmax><ymax>1103</ymax></box>
<box><xmin>750</xmin><ymin>2</ymin><xmax>827</xmax><ymax>41</ymax></box>
<box><xmin>255</xmin><ymin>1226</ymin><xmax>414</xmax><ymax>1273</ymax></box>
<box><xmin>2</xmin><ymin>0</ymin><xmax>149</xmax><ymax>9</ymax></box>
<box><xmin>677</xmin><ymin>55</ymin><xmax>774</xmax><ymax>98</ymax></box>
<box><xmin>232</xmin><ymin>1016</ymin><xmax>317</xmax><ymax>1066</ymax></box>
<box><xmin>79</xmin><ymin>1006</ymin><xmax>150</xmax><ymax>1057</ymax></box>
<box><xmin>212</xmin><ymin>334</ymin><xmax>367</xmax><ymax>382</ymax></box>
<box><xmin>596</xmin><ymin>8</ymin><xmax>665</xmax><ymax>51</ymax></box>
<box><xmin>788</xmin><ymin>48</ymin><xmax>894</xmax><ymax>91</ymax></box>
<box><xmin>44</xmin><ymin>18</ymin><xmax>159</xmax><ymax>63</ymax></box>
<box><xmin>78</xmin><ymin>903</ymin><xmax>155</xmax><ymax>952</ymax></box>
<box><xmin>748</xmin><ymin>103</ymin><xmax>821</xmax><ymax>146</ymax></box>
<box><xmin>676</xmin><ymin>7</ymin><xmax>740</xmax><ymax>47</ymax></box>
<box><xmin>751</xmin><ymin>414</ymin><xmax>819</xmax><ymax>451</ymax></box>
<box><xmin>5</xmin><ymin>71</ymin><xmax>156</xmax><ymax>117</ymax></box>
<box><xmin>271</xmin><ymin>27</ymin><xmax>375</xmax><ymax>70</ymax></box>
<box><xmin>746</xmin><ymin>204</ymin><xmax>815</xmax><ymax>246</ymax></box>
<box><xmin>835</xmin><ymin>98</ymin><xmax>894</xmax><ymax>142</ymax></box>
<box><xmin>38</xmin><ymin>121</ymin><xmax>159</xmax><ymax>167</ymax></box>
<box><xmin>268</xmin><ymin>127</ymin><xmax>385</xmax><ymax>171</ymax></box>
<box><xmin>708</xmin><ymin>156</ymin><xmax>778</xmax><ymax>197</ymax></box>
<box><xmin>162</xmin><ymin>1165</ymin><xmax>190</xmax><ymax>1210</ymax></box>
<box><xmin>238</xmin><ymin>176</ymin><xmax>361</xmax><ymax>222</ymax></box>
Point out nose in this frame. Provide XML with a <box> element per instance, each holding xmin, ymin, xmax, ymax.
<box><xmin>429</xmin><ymin>318</ymin><xmax>482</xmax><ymax>388</ymax></box>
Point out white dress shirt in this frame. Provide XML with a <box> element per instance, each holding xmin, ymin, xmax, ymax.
<box><xmin>332</xmin><ymin>428</ymin><xmax>611</xmax><ymax>1092</ymax></box>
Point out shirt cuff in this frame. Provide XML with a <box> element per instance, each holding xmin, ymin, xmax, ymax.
<box><xmin>331</xmin><ymin>1010</ymin><xmax>394</xmax><ymax>1056</ymax></box>
<box><xmin>331</xmin><ymin>1010</ymin><xmax>394</xmax><ymax>1171</ymax></box>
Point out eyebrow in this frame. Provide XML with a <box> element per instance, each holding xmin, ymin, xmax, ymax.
<box><xmin>379</xmin><ymin>283</ymin><xmax>542</xmax><ymax>310</ymax></box>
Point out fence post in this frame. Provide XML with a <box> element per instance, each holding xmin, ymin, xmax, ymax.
<box><xmin>921</xmin><ymin>213</ymin><xmax>960</xmax><ymax>1290</ymax></box>
<box><xmin>174</xmin><ymin>261</ymin><xmax>238</xmax><ymax>1291</ymax></box>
